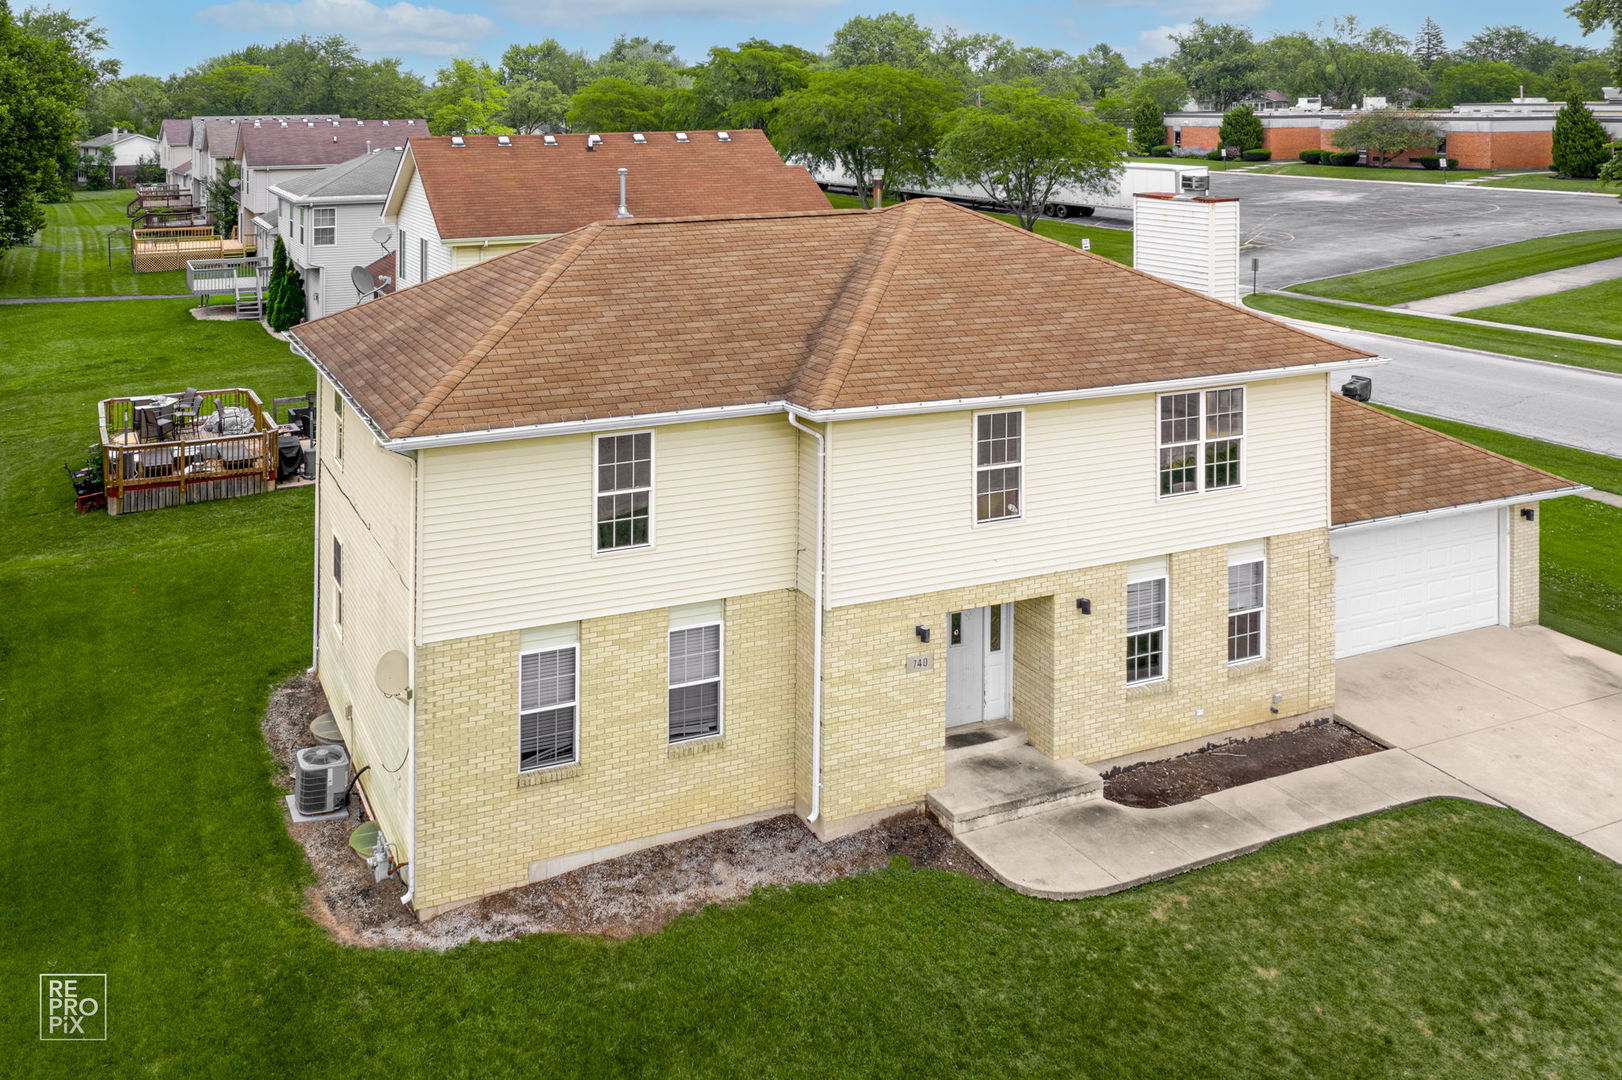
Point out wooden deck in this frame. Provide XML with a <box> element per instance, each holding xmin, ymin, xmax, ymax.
<box><xmin>132</xmin><ymin>227</ymin><xmax>255</xmax><ymax>273</ymax></box>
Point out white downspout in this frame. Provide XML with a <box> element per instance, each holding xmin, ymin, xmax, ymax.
<box><xmin>786</xmin><ymin>413</ymin><xmax>825</xmax><ymax>822</ymax></box>
<box><xmin>310</xmin><ymin>399</ymin><xmax>321</xmax><ymax>673</ymax></box>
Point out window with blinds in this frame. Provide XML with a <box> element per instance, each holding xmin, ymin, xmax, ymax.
<box><xmin>519</xmin><ymin>646</ymin><xmax>578</xmax><ymax>771</ymax></box>
<box><xmin>1126</xmin><ymin>576</ymin><xmax>1168</xmax><ymax>684</ymax></box>
<box><xmin>668</xmin><ymin>623</ymin><xmax>721</xmax><ymax>743</ymax></box>
<box><xmin>1228</xmin><ymin>558</ymin><xmax>1266</xmax><ymax>663</ymax></box>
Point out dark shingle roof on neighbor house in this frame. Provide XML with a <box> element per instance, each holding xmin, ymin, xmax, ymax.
<box><xmin>237</xmin><ymin>119</ymin><xmax>423</xmax><ymax>168</ymax></box>
<box><xmin>162</xmin><ymin>118</ymin><xmax>191</xmax><ymax>146</ymax></box>
<box><xmin>1329</xmin><ymin>397</ymin><xmax>1579</xmax><ymax>524</ymax></box>
<box><xmin>291</xmin><ymin>198</ymin><xmax>1374</xmax><ymax>441</ymax></box>
<box><xmin>272</xmin><ymin>148</ymin><xmax>404</xmax><ymax>200</ymax></box>
<box><xmin>398</xmin><ymin>129</ymin><xmax>830</xmax><ymax>241</ymax></box>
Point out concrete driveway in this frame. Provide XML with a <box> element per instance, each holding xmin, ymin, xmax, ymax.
<box><xmin>1336</xmin><ymin>626</ymin><xmax>1622</xmax><ymax>857</ymax></box>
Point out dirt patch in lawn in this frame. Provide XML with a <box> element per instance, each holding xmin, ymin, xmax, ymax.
<box><xmin>1103</xmin><ymin>719</ymin><xmax>1384</xmax><ymax>809</ymax></box>
<box><xmin>264</xmin><ymin>674</ymin><xmax>989</xmax><ymax>949</ymax></box>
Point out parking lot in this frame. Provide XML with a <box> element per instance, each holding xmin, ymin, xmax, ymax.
<box><xmin>1089</xmin><ymin>173</ymin><xmax>1622</xmax><ymax>291</ymax></box>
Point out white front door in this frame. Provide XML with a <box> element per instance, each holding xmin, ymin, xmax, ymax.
<box><xmin>1332</xmin><ymin>508</ymin><xmax>1504</xmax><ymax>658</ymax></box>
<box><xmin>945</xmin><ymin>605</ymin><xmax>1013</xmax><ymax>727</ymax></box>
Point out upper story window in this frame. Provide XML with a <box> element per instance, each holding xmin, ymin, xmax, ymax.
<box><xmin>595</xmin><ymin>432</ymin><xmax>651</xmax><ymax>551</ymax></box>
<box><xmin>419</xmin><ymin>238</ymin><xmax>429</xmax><ymax>281</ymax></box>
<box><xmin>312</xmin><ymin>207</ymin><xmax>335</xmax><ymax>246</ymax></box>
<box><xmin>518</xmin><ymin>623</ymin><xmax>580</xmax><ymax>772</ymax></box>
<box><xmin>668</xmin><ymin>603</ymin><xmax>723</xmax><ymax>743</ymax></box>
<box><xmin>332</xmin><ymin>386</ymin><xmax>344</xmax><ymax>465</ymax></box>
<box><xmin>1159</xmin><ymin>388</ymin><xmax>1244</xmax><ymax>497</ymax></box>
<box><xmin>1228</xmin><ymin>544</ymin><xmax>1266</xmax><ymax>664</ymax></box>
<box><xmin>298</xmin><ymin>205</ymin><xmax>306</xmax><ymax>245</ymax></box>
<box><xmin>331</xmin><ymin>537</ymin><xmax>344</xmax><ymax>632</ymax></box>
<box><xmin>974</xmin><ymin>409</ymin><xmax>1022</xmax><ymax>522</ymax></box>
<box><xmin>398</xmin><ymin>229</ymin><xmax>407</xmax><ymax>282</ymax></box>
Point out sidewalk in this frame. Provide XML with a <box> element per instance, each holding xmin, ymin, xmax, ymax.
<box><xmin>959</xmin><ymin>626</ymin><xmax>1622</xmax><ymax>899</ymax></box>
<box><xmin>1398</xmin><ymin>256</ymin><xmax>1622</xmax><ymax>315</ymax></box>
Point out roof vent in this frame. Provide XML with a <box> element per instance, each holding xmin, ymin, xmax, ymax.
<box><xmin>407</xmin><ymin>120</ymin><xmax>415</xmax><ymax>125</ymax></box>
<box><xmin>542</xmin><ymin>134</ymin><xmax>558</xmax><ymax>146</ymax></box>
<box><xmin>253</xmin><ymin>119</ymin><xmax>261</xmax><ymax>127</ymax></box>
<box><xmin>356</xmin><ymin>120</ymin><xmax>364</xmax><ymax>126</ymax></box>
<box><xmin>331</xmin><ymin>119</ymin><xmax>339</xmax><ymax>126</ymax></box>
<box><xmin>497</xmin><ymin>135</ymin><xmax>511</xmax><ymax>147</ymax></box>
<box><xmin>382</xmin><ymin>120</ymin><xmax>390</xmax><ymax>126</ymax></box>
<box><xmin>450</xmin><ymin>136</ymin><xmax>465</xmax><ymax>148</ymax></box>
<box><xmin>617</xmin><ymin>167</ymin><xmax>632</xmax><ymax>219</ymax></box>
<box><xmin>632</xmin><ymin>133</ymin><xmax>647</xmax><ymax>144</ymax></box>
<box><xmin>587</xmin><ymin>133</ymin><xmax>602</xmax><ymax>146</ymax></box>
<box><xmin>717</xmin><ymin>131</ymin><xmax>731</xmax><ymax>142</ymax></box>
<box><xmin>675</xmin><ymin>132</ymin><xmax>689</xmax><ymax>142</ymax></box>
<box><xmin>279</xmin><ymin>120</ymin><xmax>287</xmax><ymax>127</ymax></box>
<box><xmin>332</xmin><ymin>134</ymin><xmax>338</xmax><ymax>142</ymax></box>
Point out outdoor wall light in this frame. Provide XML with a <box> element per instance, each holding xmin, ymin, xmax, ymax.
<box><xmin>1076</xmin><ymin>598</ymin><xmax>1092</xmax><ymax>614</ymax></box>
<box><xmin>915</xmin><ymin>625</ymin><xmax>931</xmax><ymax>643</ymax></box>
<box><xmin>1270</xmin><ymin>692</ymin><xmax>1283</xmax><ymax>715</ymax></box>
<box><xmin>1521</xmin><ymin>508</ymin><xmax>1535</xmax><ymax>521</ymax></box>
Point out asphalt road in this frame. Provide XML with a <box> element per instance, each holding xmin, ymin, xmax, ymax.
<box><xmin>1276</xmin><ymin>320</ymin><xmax>1622</xmax><ymax>457</ymax></box>
<box><xmin>1089</xmin><ymin>173</ymin><xmax>1622</xmax><ymax>291</ymax></box>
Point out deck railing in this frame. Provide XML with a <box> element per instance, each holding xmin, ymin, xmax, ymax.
<box><xmin>98</xmin><ymin>389</ymin><xmax>278</xmax><ymax>515</ymax></box>
<box><xmin>131</xmin><ymin>226</ymin><xmax>255</xmax><ymax>273</ymax></box>
<box><xmin>186</xmin><ymin>257</ymin><xmax>270</xmax><ymax>299</ymax></box>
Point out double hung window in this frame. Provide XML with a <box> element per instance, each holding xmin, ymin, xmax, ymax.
<box><xmin>1227</xmin><ymin>545</ymin><xmax>1266</xmax><ymax>663</ymax></box>
<box><xmin>595</xmin><ymin>432</ymin><xmax>652</xmax><ymax>551</ymax></box>
<box><xmin>974</xmin><ymin>410</ymin><xmax>1022</xmax><ymax>522</ymax></box>
<box><xmin>519</xmin><ymin>627</ymin><xmax>579</xmax><ymax>771</ymax></box>
<box><xmin>668</xmin><ymin>605</ymin><xmax>722</xmax><ymax>743</ymax></box>
<box><xmin>1126</xmin><ymin>560</ymin><xmax>1169</xmax><ymax>684</ymax></box>
<box><xmin>1159</xmin><ymin>388</ymin><xmax>1244</xmax><ymax>496</ymax></box>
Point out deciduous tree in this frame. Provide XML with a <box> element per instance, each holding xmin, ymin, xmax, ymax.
<box><xmin>566</xmin><ymin>76</ymin><xmax>669</xmax><ymax>132</ymax></box>
<box><xmin>1168</xmin><ymin>20</ymin><xmax>1265</xmax><ymax>110</ymax></box>
<box><xmin>772</xmin><ymin>65</ymin><xmax>957</xmax><ymax>207</ymax></box>
<box><xmin>1330</xmin><ymin>107</ymin><xmax>1441</xmax><ymax>165</ymax></box>
<box><xmin>938</xmin><ymin>84</ymin><xmax>1126</xmax><ymax>229</ymax></box>
<box><xmin>425</xmin><ymin>58</ymin><xmax>511</xmax><ymax>135</ymax></box>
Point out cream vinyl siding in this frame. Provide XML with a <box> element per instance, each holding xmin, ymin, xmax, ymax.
<box><xmin>394</xmin><ymin>171</ymin><xmax>452</xmax><ymax>285</ymax></box>
<box><xmin>823</xmin><ymin>374</ymin><xmax>1329</xmax><ymax>608</ymax></box>
<box><xmin>796</xmin><ymin>425</ymin><xmax>821</xmax><ymax>595</ymax></box>
<box><xmin>450</xmin><ymin>240</ymin><xmax>542</xmax><ymax>271</ymax></box>
<box><xmin>417</xmin><ymin>414</ymin><xmax>799</xmax><ymax>642</ymax></box>
<box><xmin>316</xmin><ymin>378</ymin><xmax>417</xmax><ymax>853</ymax></box>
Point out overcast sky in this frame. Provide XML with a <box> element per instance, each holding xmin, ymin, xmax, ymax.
<box><xmin>68</xmin><ymin>0</ymin><xmax>1603</xmax><ymax>79</ymax></box>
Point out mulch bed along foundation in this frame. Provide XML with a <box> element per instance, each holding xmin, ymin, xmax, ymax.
<box><xmin>263</xmin><ymin>674</ymin><xmax>989</xmax><ymax>949</ymax></box>
<box><xmin>1102</xmin><ymin>719</ymin><xmax>1385</xmax><ymax>809</ymax></box>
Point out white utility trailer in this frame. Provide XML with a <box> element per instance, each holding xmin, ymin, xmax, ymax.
<box><xmin>812</xmin><ymin>160</ymin><xmax>1211</xmax><ymax>217</ymax></box>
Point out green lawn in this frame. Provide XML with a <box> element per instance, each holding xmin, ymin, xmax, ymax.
<box><xmin>9</xmin><ymin>297</ymin><xmax>1622</xmax><ymax>1075</ymax></box>
<box><xmin>0</xmin><ymin>189</ymin><xmax>186</xmax><ymax>299</ymax></box>
<box><xmin>1477</xmin><ymin>173</ymin><xmax>1616</xmax><ymax>193</ymax></box>
<box><xmin>1247</xmin><ymin>163</ymin><xmax>1500</xmax><ymax>183</ymax></box>
<box><xmin>825</xmin><ymin>191</ymin><xmax>1133</xmax><ymax>264</ymax></box>
<box><xmin>1286</xmin><ymin>229</ymin><xmax>1622</xmax><ymax>305</ymax></box>
<box><xmin>1462</xmin><ymin>277</ymin><xmax>1622</xmax><ymax>341</ymax></box>
<box><xmin>1245</xmin><ymin>292</ymin><xmax>1622</xmax><ymax>375</ymax></box>
<box><xmin>1376</xmin><ymin>407</ymin><xmax>1622</xmax><ymax>654</ymax></box>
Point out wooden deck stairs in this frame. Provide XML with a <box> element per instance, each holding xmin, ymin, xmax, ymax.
<box><xmin>233</xmin><ymin>282</ymin><xmax>264</xmax><ymax>321</ymax></box>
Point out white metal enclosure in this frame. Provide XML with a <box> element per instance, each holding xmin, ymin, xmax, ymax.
<box><xmin>1331</xmin><ymin>508</ymin><xmax>1504</xmax><ymax>658</ymax></box>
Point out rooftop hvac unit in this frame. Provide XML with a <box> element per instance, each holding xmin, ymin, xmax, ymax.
<box><xmin>1181</xmin><ymin>172</ymin><xmax>1210</xmax><ymax>195</ymax></box>
<box><xmin>294</xmin><ymin>744</ymin><xmax>350</xmax><ymax>815</ymax></box>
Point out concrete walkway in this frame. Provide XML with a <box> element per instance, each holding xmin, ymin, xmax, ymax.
<box><xmin>1397</xmin><ymin>256</ymin><xmax>1622</xmax><ymax>316</ymax></box>
<box><xmin>958</xmin><ymin>626</ymin><xmax>1622</xmax><ymax>898</ymax></box>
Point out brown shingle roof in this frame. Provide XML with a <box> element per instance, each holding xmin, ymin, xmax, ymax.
<box><xmin>236</xmin><ymin>119</ymin><xmax>423</xmax><ymax>167</ymax></box>
<box><xmin>405</xmin><ymin>130</ymin><xmax>829</xmax><ymax>240</ymax></box>
<box><xmin>161</xmin><ymin>118</ymin><xmax>191</xmax><ymax>146</ymax></box>
<box><xmin>291</xmin><ymin>198</ymin><xmax>1375</xmax><ymax>441</ymax></box>
<box><xmin>1330</xmin><ymin>397</ymin><xmax>1576</xmax><ymax>524</ymax></box>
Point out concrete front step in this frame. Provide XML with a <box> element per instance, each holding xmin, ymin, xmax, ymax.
<box><xmin>945</xmin><ymin>720</ymin><xmax>1028</xmax><ymax>760</ymax></box>
<box><xmin>927</xmin><ymin>743</ymin><xmax>1104</xmax><ymax>836</ymax></box>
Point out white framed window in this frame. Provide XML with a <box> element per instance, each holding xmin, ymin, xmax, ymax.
<box><xmin>1126</xmin><ymin>558</ymin><xmax>1169</xmax><ymax>684</ymax></box>
<box><xmin>331</xmin><ymin>536</ymin><xmax>344</xmax><ymax>633</ymax></box>
<box><xmin>1158</xmin><ymin>387</ymin><xmax>1244</xmax><ymax>496</ymax></box>
<box><xmin>668</xmin><ymin>605</ymin><xmax>723</xmax><ymax>743</ymax></box>
<box><xmin>519</xmin><ymin>623</ymin><xmax>579</xmax><ymax>771</ymax></box>
<box><xmin>398</xmin><ymin>229</ymin><xmax>407</xmax><ymax>281</ymax></box>
<box><xmin>312</xmin><ymin>206</ymin><xmax>335</xmax><ymax>246</ymax></box>
<box><xmin>594</xmin><ymin>431</ymin><xmax>652</xmax><ymax>551</ymax></box>
<box><xmin>332</xmin><ymin>387</ymin><xmax>344</xmax><ymax>465</ymax></box>
<box><xmin>974</xmin><ymin>409</ymin><xmax>1022</xmax><ymax>522</ymax></box>
<box><xmin>298</xmin><ymin>204</ymin><xmax>306</xmax><ymax>244</ymax></box>
<box><xmin>419</xmin><ymin>238</ymin><xmax>428</xmax><ymax>281</ymax></box>
<box><xmin>1228</xmin><ymin>542</ymin><xmax>1266</xmax><ymax>664</ymax></box>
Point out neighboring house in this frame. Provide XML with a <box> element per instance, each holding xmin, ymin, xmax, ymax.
<box><xmin>186</xmin><ymin>115</ymin><xmax>342</xmax><ymax>216</ymax></box>
<box><xmin>77</xmin><ymin>129</ymin><xmax>160</xmax><ymax>183</ymax></box>
<box><xmin>263</xmin><ymin>149</ymin><xmax>403</xmax><ymax>318</ymax></box>
<box><xmin>158</xmin><ymin>119</ymin><xmax>192</xmax><ymax>186</ymax></box>
<box><xmin>380</xmin><ymin>129</ymin><xmax>830</xmax><ymax>288</ymax></box>
<box><xmin>288</xmin><ymin>198</ymin><xmax>1576</xmax><ymax>919</ymax></box>
<box><xmin>234</xmin><ymin>118</ymin><xmax>421</xmax><ymax>240</ymax></box>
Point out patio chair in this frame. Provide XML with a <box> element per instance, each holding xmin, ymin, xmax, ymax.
<box><xmin>172</xmin><ymin>389</ymin><xmax>203</xmax><ymax>435</ymax></box>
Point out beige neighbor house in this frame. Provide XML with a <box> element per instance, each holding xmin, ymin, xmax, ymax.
<box><xmin>378</xmin><ymin>129</ymin><xmax>832</xmax><ymax>287</ymax></box>
<box><xmin>287</xmin><ymin>198</ymin><xmax>1578</xmax><ymax>918</ymax></box>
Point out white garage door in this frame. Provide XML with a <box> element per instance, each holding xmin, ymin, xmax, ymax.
<box><xmin>1332</xmin><ymin>508</ymin><xmax>1503</xmax><ymax>658</ymax></box>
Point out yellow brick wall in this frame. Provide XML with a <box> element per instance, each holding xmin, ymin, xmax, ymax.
<box><xmin>411</xmin><ymin>589</ymin><xmax>797</xmax><ymax>912</ymax></box>
<box><xmin>1509</xmin><ymin>503</ymin><xmax>1540</xmax><ymax>627</ymax></box>
<box><xmin>813</xmin><ymin>529</ymin><xmax>1336</xmax><ymax>827</ymax></box>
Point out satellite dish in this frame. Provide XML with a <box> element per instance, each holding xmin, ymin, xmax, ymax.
<box><xmin>351</xmin><ymin>265</ymin><xmax>378</xmax><ymax>297</ymax></box>
<box><xmin>228</xmin><ymin>176</ymin><xmax>241</xmax><ymax>189</ymax></box>
<box><xmin>371</xmin><ymin>226</ymin><xmax>392</xmax><ymax>247</ymax></box>
<box><xmin>374</xmin><ymin>650</ymin><xmax>411</xmax><ymax>702</ymax></box>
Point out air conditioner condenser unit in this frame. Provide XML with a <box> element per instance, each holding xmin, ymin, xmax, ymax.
<box><xmin>294</xmin><ymin>745</ymin><xmax>351</xmax><ymax>816</ymax></box>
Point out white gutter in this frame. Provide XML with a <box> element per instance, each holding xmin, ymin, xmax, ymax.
<box><xmin>1329</xmin><ymin>485</ymin><xmax>1588</xmax><ymax>532</ymax></box>
<box><xmin>267</xmin><ymin>189</ymin><xmax>388</xmax><ymax>205</ymax></box>
<box><xmin>786</xmin><ymin>413</ymin><xmax>825</xmax><ymax>823</ymax></box>
<box><xmin>346</xmin><ymin>357</ymin><xmax>1384</xmax><ymax>453</ymax></box>
<box><xmin>445</xmin><ymin>232</ymin><xmax>561</xmax><ymax>245</ymax></box>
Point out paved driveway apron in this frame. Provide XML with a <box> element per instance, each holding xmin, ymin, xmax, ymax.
<box><xmin>1336</xmin><ymin>626</ymin><xmax>1622</xmax><ymax>857</ymax></box>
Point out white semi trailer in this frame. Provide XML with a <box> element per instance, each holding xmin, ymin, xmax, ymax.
<box><xmin>812</xmin><ymin>160</ymin><xmax>1211</xmax><ymax>217</ymax></box>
